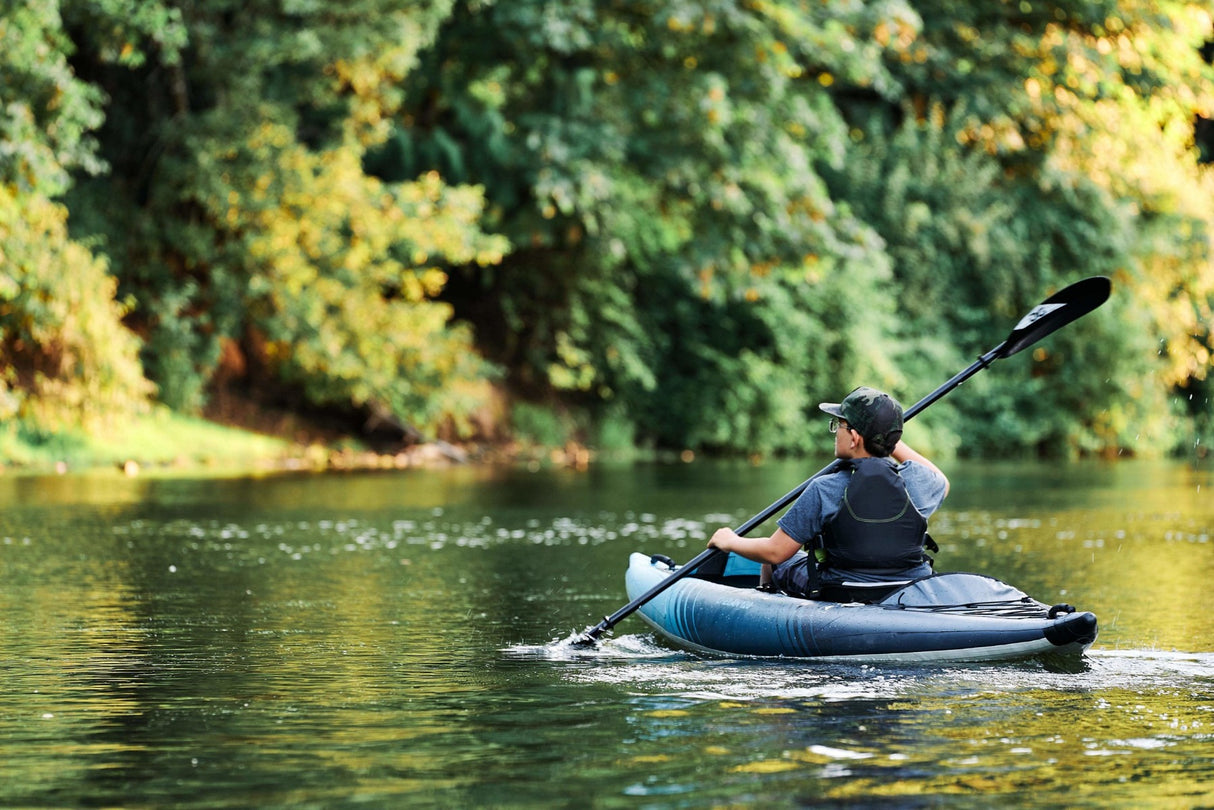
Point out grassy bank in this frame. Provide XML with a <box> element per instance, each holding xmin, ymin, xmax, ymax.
<box><xmin>0</xmin><ymin>407</ymin><xmax>520</xmax><ymax>477</ymax></box>
<box><xmin>1</xmin><ymin>400</ymin><xmax>723</xmax><ymax>477</ymax></box>
<box><xmin>0</xmin><ymin>408</ymin><xmax>306</xmax><ymax>476</ymax></box>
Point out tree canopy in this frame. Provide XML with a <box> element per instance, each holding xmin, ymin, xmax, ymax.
<box><xmin>2</xmin><ymin>0</ymin><xmax>1211</xmax><ymax>459</ymax></box>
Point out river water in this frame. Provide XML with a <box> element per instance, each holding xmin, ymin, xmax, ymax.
<box><xmin>1</xmin><ymin>459</ymin><xmax>1211</xmax><ymax>808</ymax></box>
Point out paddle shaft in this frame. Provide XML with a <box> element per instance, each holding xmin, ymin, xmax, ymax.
<box><xmin>576</xmin><ymin>346</ymin><xmax>1005</xmax><ymax>643</ymax></box>
<box><xmin>573</xmin><ymin>277</ymin><xmax>1111</xmax><ymax>645</ymax></box>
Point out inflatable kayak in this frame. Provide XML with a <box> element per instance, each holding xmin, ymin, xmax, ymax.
<box><xmin>624</xmin><ymin>552</ymin><xmax>1098</xmax><ymax>662</ymax></box>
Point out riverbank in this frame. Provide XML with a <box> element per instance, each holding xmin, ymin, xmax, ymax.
<box><xmin>0</xmin><ymin>407</ymin><xmax>598</xmax><ymax>477</ymax></box>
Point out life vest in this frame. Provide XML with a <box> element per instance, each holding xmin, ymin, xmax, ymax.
<box><xmin>818</xmin><ymin>458</ymin><xmax>930</xmax><ymax>575</ymax></box>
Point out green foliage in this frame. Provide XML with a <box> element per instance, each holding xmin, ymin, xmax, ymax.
<box><xmin>823</xmin><ymin>1</ymin><xmax>1214</xmax><ymax>457</ymax></box>
<box><xmin>161</xmin><ymin>111</ymin><xmax>509</xmax><ymax>431</ymax></box>
<box><xmin>56</xmin><ymin>0</ymin><xmax>508</xmax><ymax>437</ymax></box>
<box><xmin>592</xmin><ymin>403</ymin><xmax>638</xmax><ymax>456</ymax></box>
<box><xmin>510</xmin><ymin>400</ymin><xmax>573</xmax><ymax>449</ymax></box>
<box><xmin>0</xmin><ymin>1</ymin><xmax>108</xmax><ymax>194</ymax></box>
<box><xmin>826</xmin><ymin>106</ymin><xmax>1149</xmax><ymax>456</ymax></box>
<box><xmin>0</xmin><ymin>187</ymin><xmax>153</xmax><ymax>432</ymax></box>
<box><xmin>0</xmin><ymin>2</ymin><xmax>153</xmax><ymax>436</ymax></box>
<box><xmin>0</xmin><ymin>404</ymin><xmax>289</xmax><ymax>471</ymax></box>
<box><xmin>2</xmin><ymin>0</ymin><xmax>1212</xmax><ymax>461</ymax></box>
<box><xmin>395</xmin><ymin>0</ymin><xmax>921</xmax><ymax>453</ymax></box>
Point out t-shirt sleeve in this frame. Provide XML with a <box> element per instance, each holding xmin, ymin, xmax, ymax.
<box><xmin>776</xmin><ymin>474</ymin><xmax>845</xmax><ymax>545</ymax></box>
<box><xmin>898</xmin><ymin>460</ymin><xmax>948</xmax><ymax>518</ymax></box>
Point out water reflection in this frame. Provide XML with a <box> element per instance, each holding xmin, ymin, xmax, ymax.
<box><xmin>546</xmin><ymin>636</ymin><xmax>1214</xmax><ymax>806</ymax></box>
<box><xmin>1</xmin><ymin>459</ymin><xmax>1211</xmax><ymax>808</ymax></box>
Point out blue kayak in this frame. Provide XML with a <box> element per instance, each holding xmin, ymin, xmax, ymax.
<box><xmin>624</xmin><ymin>552</ymin><xmax>1098</xmax><ymax>663</ymax></box>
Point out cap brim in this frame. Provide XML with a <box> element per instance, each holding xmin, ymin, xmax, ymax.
<box><xmin>818</xmin><ymin>402</ymin><xmax>844</xmax><ymax>418</ymax></box>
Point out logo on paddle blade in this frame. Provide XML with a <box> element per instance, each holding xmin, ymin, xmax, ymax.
<box><xmin>1013</xmin><ymin>302</ymin><xmax>1065</xmax><ymax>331</ymax></box>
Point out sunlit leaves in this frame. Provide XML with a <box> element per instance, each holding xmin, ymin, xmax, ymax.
<box><xmin>0</xmin><ymin>2</ymin><xmax>154</xmax><ymax>434</ymax></box>
<box><xmin>0</xmin><ymin>2</ymin><xmax>107</xmax><ymax>194</ymax></box>
<box><xmin>195</xmin><ymin>117</ymin><xmax>508</xmax><ymax>435</ymax></box>
<box><xmin>1035</xmin><ymin>3</ymin><xmax>1214</xmax><ymax>395</ymax></box>
<box><xmin>400</xmin><ymin>0</ymin><xmax>925</xmax><ymax>451</ymax></box>
<box><xmin>0</xmin><ymin>187</ymin><xmax>153</xmax><ymax>432</ymax></box>
<box><xmin>3</xmin><ymin>0</ymin><xmax>1211</xmax><ymax>456</ymax></box>
<box><xmin>44</xmin><ymin>0</ymin><xmax>512</xmax><ymax>436</ymax></box>
<box><xmin>841</xmin><ymin>0</ymin><xmax>1214</xmax><ymax>455</ymax></box>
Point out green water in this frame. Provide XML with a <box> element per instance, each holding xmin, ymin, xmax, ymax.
<box><xmin>1</xmin><ymin>459</ymin><xmax>1211</xmax><ymax>808</ymax></box>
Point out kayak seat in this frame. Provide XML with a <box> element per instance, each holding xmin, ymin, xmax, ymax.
<box><xmin>818</xmin><ymin>580</ymin><xmax>913</xmax><ymax>604</ymax></box>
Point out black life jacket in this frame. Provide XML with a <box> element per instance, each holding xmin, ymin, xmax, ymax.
<box><xmin>819</xmin><ymin>458</ymin><xmax>930</xmax><ymax>575</ymax></box>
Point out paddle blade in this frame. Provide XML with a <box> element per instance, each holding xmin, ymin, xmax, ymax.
<box><xmin>998</xmin><ymin>276</ymin><xmax>1111</xmax><ymax>358</ymax></box>
<box><xmin>571</xmin><ymin>628</ymin><xmax>602</xmax><ymax>647</ymax></box>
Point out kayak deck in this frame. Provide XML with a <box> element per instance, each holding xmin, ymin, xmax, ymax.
<box><xmin>624</xmin><ymin>552</ymin><xmax>1098</xmax><ymax>663</ymax></box>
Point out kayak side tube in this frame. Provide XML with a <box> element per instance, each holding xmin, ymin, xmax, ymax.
<box><xmin>624</xmin><ymin>552</ymin><xmax>1098</xmax><ymax>663</ymax></box>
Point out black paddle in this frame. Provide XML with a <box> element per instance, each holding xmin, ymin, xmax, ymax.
<box><xmin>572</xmin><ymin>276</ymin><xmax>1112</xmax><ymax>646</ymax></box>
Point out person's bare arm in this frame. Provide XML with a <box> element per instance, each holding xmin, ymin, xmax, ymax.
<box><xmin>708</xmin><ymin>526</ymin><xmax>803</xmax><ymax>565</ymax></box>
<box><xmin>890</xmin><ymin>440</ymin><xmax>950</xmax><ymax>496</ymax></box>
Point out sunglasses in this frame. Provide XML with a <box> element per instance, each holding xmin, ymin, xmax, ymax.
<box><xmin>828</xmin><ymin>417</ymin><xmax>857</xmax><ymax>434</ymax></box>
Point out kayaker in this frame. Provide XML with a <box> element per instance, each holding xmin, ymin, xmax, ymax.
<box><xmin>707</xmin><ymin>386</ymin><xmax>950</xmax><ymax>600</ymax></box>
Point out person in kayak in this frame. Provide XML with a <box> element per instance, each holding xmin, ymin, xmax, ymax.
<box><xmin>707</xmin><ymin>386</ymin><xmax>949</xmax><ymax>600</ymax></box>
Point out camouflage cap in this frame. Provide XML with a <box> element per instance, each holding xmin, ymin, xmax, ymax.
<box><xmin>819</xmin><ymin>386</ymin><xmax>904</xmax><ymax>455</ymax></box>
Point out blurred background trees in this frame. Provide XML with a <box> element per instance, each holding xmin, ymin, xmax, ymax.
<box><xmin>2</xmin><ymin>0</ymin><xmax>1211</xmax><ymax>460</ymax></box>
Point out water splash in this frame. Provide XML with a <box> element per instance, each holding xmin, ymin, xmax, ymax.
<box><xmin>503</xmin><ymin>630</ymin><xmax>682</xmax><ymax>663</ymax></box>
<box><xmin>510</xmin><ymin>637</ymin><xmax>1214</xmax><ymax>704</ymax></box>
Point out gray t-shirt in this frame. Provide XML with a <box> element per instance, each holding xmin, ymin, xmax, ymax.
<box><xmin>777</xmin><ymin>460</ymin><xmax>948</xmax><ymax>547</ymax></box>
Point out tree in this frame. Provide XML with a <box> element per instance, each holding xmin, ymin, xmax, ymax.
<box><xmin>61</xmin><ymin>0</ymin><xmax>508</xmax><ymax>437</ymax></box>
<box><xmin>0</xmin><ymin>1</ymin><xmax>152</xmax><ymax>435</ymax></box>
<box><xmin>828</xmin><ymin>0</ymin><xmax>1214</xmax><ymax>455</ymax></box>
<box><xmin>393</xmin><ymin>0</ymin><xmax>925</xmax><ymax>452</ymax></box>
